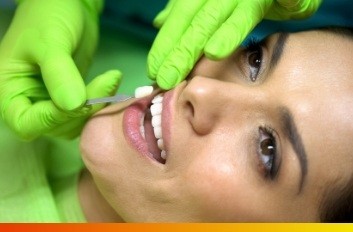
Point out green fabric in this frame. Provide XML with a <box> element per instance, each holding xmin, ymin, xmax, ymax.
<box><xmin>50</xmin><ymin>161</ymin><xmax>86</xmax><ymax>222</ymax></box>
<box><xmin>0</xmin><ymin>118</ymin><xmax>86</xmax><ymax>222</ymax></box>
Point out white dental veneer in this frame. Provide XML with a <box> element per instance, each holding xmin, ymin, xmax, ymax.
<box><xmin>135</xmin><ymin>86</ymin><xmax>154</xmax><ymax>98</ymax></box>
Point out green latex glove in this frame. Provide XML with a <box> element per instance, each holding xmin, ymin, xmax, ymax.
<box><xmin>147</xmin><ymin>0</ymin><xmax>322</xmax><ymax>89</ymax></box>
<box><xmin>47</xmin><ymin>70</ymin><xmax>122</xmax><ymax>139</ymax></box>
<box><xmin>0</xmin><ymin>68</ymin><xmax>122</xmax><ymax>140</ymax></box>
<box><xmin>0</xmin><ymin>0</ymin><xmax>111</xmax><ymax>140</ymax></box>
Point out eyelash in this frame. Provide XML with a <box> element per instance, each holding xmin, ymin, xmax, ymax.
<box><xmin>243</xmin><ymin>38</ymin><xmax>264</xmax><ymax>82</ymax></box>
<box><xmin>257</xmin><ymin>126</ymin><xmax>280</xmax><ymax>180</ymax></box>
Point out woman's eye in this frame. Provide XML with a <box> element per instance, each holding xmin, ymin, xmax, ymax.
<box><xmin>258</xmin><ymin>127</ymin><xmax>278</xmax><ymax>179</ymax></box>
<box><xmin>248</xmin><ymin>50</ymin><xmax>262</xmax><ymax>81</ymax></box>
<box><xmin>243</xmin><ymin>39</ymin><xmax>264</xmax><ymax>82</ymax></box>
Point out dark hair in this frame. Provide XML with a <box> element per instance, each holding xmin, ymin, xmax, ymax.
<box><xmin>320</xmin><ymin>174</ymin><xmax>353</xmax><ymax>222</ymax></box>
<box><xmin>318</xmin><ymin>26</ymin><xmax>353</xmax><ymax>222</ymax></box>
<box><xmin>319</xmin><ymin>26</ymin><xmax>353</xmax><ymax>40</ymax></box>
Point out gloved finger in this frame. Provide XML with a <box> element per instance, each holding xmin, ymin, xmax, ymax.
<box><xmin>276</xmin><ymin>0</ymin><xmax>303</xmax><ymax>9</ymax></box>
<box><xmin>72</xmin><ymin>16</ymin><xmax>99</xmax><ymax>76</ymax></box>
<box><xmin>155</xmin><ymin>0</ymin><xmax>237</xmax><ymax>89</ymax></box>
<box><xmin>205</xmin><ymin>0</ymin><xmax>272</xmax><ymax>59</ymax></box>
<box><xmin>39</xmin><ymin>50</ymin><xmax>87</xmax><ymax>111</ymax></box>
<box><xmin>268</xmin><ymin>0</ymin><xmax>322</xmax><ymax>19</ymax></box>
<box><xmin>47</xmin><ymin>70</ymin><xmax>122</xmax><ymax>139</ymax></box>
<box><xmin>276</xmin><ymin>0</ymin><xmax>318</xmax><ymax>11</ymax></box>
<box><xmin>147</xmin><ymin>0</ymin><xmax>207</xmax><ymax>80</ymax></box>
<box><xmin>153</xmin><ymin>0</ymin><xmax>177</xmax><ymax>28</ymax></box>
<box><xmin>1</xmin><ymin>94</ymin><xmax>90</xmax><ymax>140</ymax></box>
<box><xmin>85</xmin><ymin>70</ymin><xmax>122</xmax><ymax>113</ymax></box>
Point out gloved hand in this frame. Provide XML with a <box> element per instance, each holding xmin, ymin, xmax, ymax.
<box><xmin>0</xmin><ymin>68</ymin><xmax>122</xmax><ymax>140</ymax></box>
<box><xmin>147</xmin><ymin>0</ymin><xmax>322</xmax><ymax>89</ymax></box>
<box><xmin>47</xmin><ymin>70</ymin><xmax>122</xmax><ymax>139</ymax></box>
<box><xmin>0</xmin><ymin>0</ymin><xmax>107</xmax><ymax>140</ymax></box>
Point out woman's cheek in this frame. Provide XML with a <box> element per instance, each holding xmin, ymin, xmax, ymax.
<box><xmin>80</xmin><ymin>112</ymin><xmax>116</xmax><ymax>175</ymax></box>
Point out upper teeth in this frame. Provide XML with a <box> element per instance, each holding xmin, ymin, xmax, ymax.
<box><xmin>140</xmin><ymin>93</ymin><xmax>167</xmax><ymax>160</ymax></box>
<box><xmin>151</xmin><ymin>94</ymin><xmax>165</xmax><ymax>157</ymax></box>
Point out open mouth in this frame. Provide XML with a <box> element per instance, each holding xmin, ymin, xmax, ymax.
<box><xmin>140</xmin><ymin>93</ymin><xmax>166</xmax><ymax>164</ymax></box>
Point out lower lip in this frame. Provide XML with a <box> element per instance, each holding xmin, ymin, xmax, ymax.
<box><xmin>123</xmin><ymin>96</ymin><xmax>154</xmax><ymax>160</ymax></box>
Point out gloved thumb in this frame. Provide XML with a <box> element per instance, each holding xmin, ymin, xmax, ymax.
<box><xmin>46</xmin><ymin>70</ymin><xmax>123</xmax><ymax>139</ymax></box>
<box><xmin>153</xmin><ymin>0</ymin><xmax>177</xmax><ymax>28</ymax></box>
<box><xmin>86</xmin><ymin>70</ymin><xmax>122</xmax><ymax>113</ymax></box>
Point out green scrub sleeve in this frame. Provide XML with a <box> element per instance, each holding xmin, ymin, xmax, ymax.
<box><xmin>45</xmin><ymin>137</ymin><xmax>88</xmax><ymax>222</ymax></box>
<box><xmin>52</xmin><ymin>172</ymin><xmax>86</xmax><ymax>222</ymax></box>
<box><xmin>0</xmin><ymin>116</ymin><xmax>86</xmax><ymax>222</ymax></box>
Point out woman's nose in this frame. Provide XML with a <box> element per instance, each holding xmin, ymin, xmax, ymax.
<box><xmin>182</xmin><ymin>76</ymin><xmax>256</xmax><ymax>135</ymax></box>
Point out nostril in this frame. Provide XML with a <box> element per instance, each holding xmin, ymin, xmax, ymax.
<box><xmin>184</xmin><ymin>101</ymin><xmax>195</xmax><ymax>128</ymax></box>
<box><xmin>186</xmin><ymin>100</ymin><xmax>210</xmax><ymax>135</ymax></box>
<box><xmin>187</xmin><ymin>101</ymin><xmax>194</xmax><ymax>118</ymax></box>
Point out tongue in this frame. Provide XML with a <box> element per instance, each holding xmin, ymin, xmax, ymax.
<box><xmin>144</xmin><ymin>110</ymin><xmax>164</xmax><ymax>163</ymax></box>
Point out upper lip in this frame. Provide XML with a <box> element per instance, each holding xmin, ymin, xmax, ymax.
<box><xmin>160</xmin><ymin>81</ymin><xmax>188</xmax><ymax>159</ymax></box>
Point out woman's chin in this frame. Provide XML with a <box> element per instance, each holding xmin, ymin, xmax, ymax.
<box><xmin>79</xmin><ymin>102</ymin><xmax>129</xmax><ymax>172</ymax></box>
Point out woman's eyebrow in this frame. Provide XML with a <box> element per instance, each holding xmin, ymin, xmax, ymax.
<box><xmin>279</xmin><ymin>107</ymin><xmax>308</xmax><ymax>194</ymax></box>
<box><xmin>269</xmin><ymin>32</ymin><xmax>289</xmax><ymax>72</ymax></box>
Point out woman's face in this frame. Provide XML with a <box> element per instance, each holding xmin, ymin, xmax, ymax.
<box><xmin>80</xmin><ymin>30</ymin><xmax>353</xmax><ymax>222</ymax></box>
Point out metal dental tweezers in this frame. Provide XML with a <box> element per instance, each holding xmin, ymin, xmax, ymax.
<box><xmin>86</xmin><ymin>94</ymin><xmax>133</xmax><ymax>106</ymax></box>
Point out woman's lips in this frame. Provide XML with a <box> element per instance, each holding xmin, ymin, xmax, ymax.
<box><xmin>123</xmin><ymin>88</ymin><xmax>175</xmax><ymax>165</ymax></box>
<box><xmin>123</xmin><ymin>96</ymin><xmax>153</xmax><ymax>160</ymax></box>
<box><xmin>161</xmin><ymin>90</ymin><xmax>174</xmax><ymax>157</ymax></box>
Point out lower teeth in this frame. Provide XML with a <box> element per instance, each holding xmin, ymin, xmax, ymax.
<box><xmin>161</xmin><ymin>150</ymin><xmax>166</xmax><ymax>160</ymax></box>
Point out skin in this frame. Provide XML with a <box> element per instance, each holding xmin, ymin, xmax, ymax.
<box><xmin>79</xmin><ymin>30</ymin><xmax>353</xmax><ymax>222</ymax></box>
